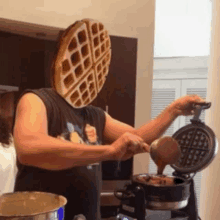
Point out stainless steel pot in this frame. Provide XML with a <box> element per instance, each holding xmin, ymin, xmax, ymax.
<box><xmin>0</xmin><ymin>191</ymin><xmax>67</xmax><ymax>220</ymax></box>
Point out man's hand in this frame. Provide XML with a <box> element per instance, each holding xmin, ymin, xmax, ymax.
<box><xmin>108</xmin><ymin>132</ymin><xmax>150</xmax><ymax>161</ymax></box>
<box><xmin>170</xmin><ymin>94</ymin><xmax>205</xmax><ymax>117</ymax></box>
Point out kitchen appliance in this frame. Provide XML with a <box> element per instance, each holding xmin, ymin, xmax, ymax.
<box><xmin>0</xmin><ymin>191</ymin><xmax>67</xmax><ymax>220</ymax></box>
<box><xmin>114</xmin><ymin>102</ymin><xmax>218</xmax><ymax>220</ymax></box>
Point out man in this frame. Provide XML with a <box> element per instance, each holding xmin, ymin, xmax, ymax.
<box><xmin>13</xmin><ymin>20</ymin><xmax>204</xmax><ymax>220</ymax></box>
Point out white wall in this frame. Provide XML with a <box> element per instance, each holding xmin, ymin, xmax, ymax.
<box><xmin>0</xmin><ymin>0</ymin><xmax>156</xmax><ymax>174</ymax></box>
<box><xmin>154</xmin><ymin>0</ymin><xmax>212</xmax><ymax>57</ymax></box>
<box><xmin>199</xmin><ymin>0</ymin><xmax>220</xmax><ymax>218</ymax></box>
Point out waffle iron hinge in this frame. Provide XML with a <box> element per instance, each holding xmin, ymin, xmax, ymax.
<box><xmin>190</xmin><ymin>106</ymin><xmax>203</xmax><ymax>124</ymax></box>
<box><xmin>172</xmin><ymin>171</ymin><xmax>189</xmax><ymax>179</ymax></box>
<box><xmin>190</xmin><ymin>102</ymin><xmax>211</xmax><ymax>124</ymax></box>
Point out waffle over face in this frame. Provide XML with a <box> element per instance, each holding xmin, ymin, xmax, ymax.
<box><xmin>52</xmin><ymin>19</ymin><xmax>112</xmax><ymax>108</ymax></box>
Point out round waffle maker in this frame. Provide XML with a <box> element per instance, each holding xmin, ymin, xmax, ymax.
<box><xmin>115</xmin><ymin>102</ymin><xmax>218</xmax><ymax>220</ymax></box>
<box><xmin>171</xmin><ymin>102</ymin><xmax>218</xmax><ymax>176</ymax></box>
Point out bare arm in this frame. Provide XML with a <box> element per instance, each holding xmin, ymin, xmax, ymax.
<box><xmin>13</xmin><ymin>93</ymin><xmax>114</xmax><ymax>171</ymax></box>
<box><xmin>103</xmin><ymin>95</ymin><xmax>203</xmax><ymax>145</ymax></box>
<box><xmin>103</xmin><ymin>106</ymin><xmax>177</xmax><ymax>145</ymax></box>
<box><xmin>135</xmin><ymin>105</ymin><xmax>178</xmax><ymax>144</ymax></box>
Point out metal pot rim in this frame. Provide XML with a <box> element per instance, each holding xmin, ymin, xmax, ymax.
<box><xmin>132</xmin><ymin>173</ymin><xmax>189</xmax><ymax>188</ymax></box>
<box><xmin>0</xmin><ymin>191</ymin><xmax>67</xmax><ymax>217</ymax></box>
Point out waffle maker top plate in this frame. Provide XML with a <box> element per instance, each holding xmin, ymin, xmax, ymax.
<box><xmin>171</xmin><ymin>102</ymin><xmax>218</xmax><ymax>174</ymax></box>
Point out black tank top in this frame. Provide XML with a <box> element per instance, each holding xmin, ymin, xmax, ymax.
<box><xmin>14</xmin><ymin>88</ymin><xmax>106</xmax><ymax>220</ymax></box>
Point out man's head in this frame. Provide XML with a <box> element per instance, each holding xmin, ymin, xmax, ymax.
<box><xmin>50</xmin><ymin>19</ymin><xmax>112</xmax><ymax>108</ymax></box>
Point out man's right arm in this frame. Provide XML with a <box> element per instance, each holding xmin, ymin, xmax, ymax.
<box><xmin>13</xmin><ymin>93</ymin><xmax>115</xmax><ymax>171</ymax></box>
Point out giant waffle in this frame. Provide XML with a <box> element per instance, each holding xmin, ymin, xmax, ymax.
<box><xmin>52</xmin><ymin>19</ymin><xmax>111</xmax><ymax>108</ymax></box>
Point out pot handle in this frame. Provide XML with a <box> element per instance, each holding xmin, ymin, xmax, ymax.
<box><xmin>114</xmin><ymin>188</ymin><xmax>135</xmax><ymax>200</ymax></box>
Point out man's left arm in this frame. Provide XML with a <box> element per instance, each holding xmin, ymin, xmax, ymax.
<box><xmin>103</xmin><ymin>95</ymin><xmax>204</xmax><ymax>145</ymax></box>
<box><xmin>103</xmin><ymin>103</ymin><xmax>178</xmax><ymax>145</ymax></box>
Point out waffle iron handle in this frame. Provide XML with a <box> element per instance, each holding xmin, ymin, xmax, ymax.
<box><xmin>191</xmin><ymin>102</ymin><xmax>211</xmax><ymax>122</ymax></box>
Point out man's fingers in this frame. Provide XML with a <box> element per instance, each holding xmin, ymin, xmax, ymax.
<box><xmin>142</xmin><ymin>142</ymin><xmax>150</xmax><ymax>153</ymax></box>
<box><xmin>122</xmin><ymin>133</ymin><xmax>149</xmax><ymax>154</ymax></box>
<box><xmin>128</xmin><ymin>140</ymin><xmax>139</xmax><ymax>152</ymax></box>
<box><xmin>128</xmin><ymin>140</ymin><xmax>150</xmax><ymax>154</ymax></box>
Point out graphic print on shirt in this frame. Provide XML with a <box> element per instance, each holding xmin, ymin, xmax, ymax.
<box><xmin>84</xmin><ymin>124</ymin><xmax>98</xmax><ymax>144</ymax></box>
<box><xmin>56</xmin><ymin>122</ymin><xmax>100</xmax><ymax>168</ymax></box>
<box><xmin>57</xmin><ymin>122</ymin><xmax>98</xmax><ymax>145</ymax></box>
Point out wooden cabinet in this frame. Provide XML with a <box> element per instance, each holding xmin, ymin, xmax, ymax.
<box><xmin>0</xmin><ymin>32</ymin><xmax>21</xmax><ymax>87</ymax></box>
<box><xmin>18</xmin><ymin>35</ymin><xmax>46</xmax><ymax>91</ymax></box>
<box><xmin>94</xmin><ymin>36</ymin><xmax>137</xmax><ymax>126</ymax></box>
<box><xmin>97</xmin><ymin>36</ymin><xmax>138</xmax><ymax>180</ymax></box>
<box><xmin>0</xmin><ymin>31</ymin><xmax>47</xmax><ymax>95</ymax></box>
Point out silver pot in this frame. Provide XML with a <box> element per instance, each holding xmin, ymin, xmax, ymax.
<box><xmin>0</xmin><ymin>191</ymin><xmax>67</xmax><ymax>220</ymax></box>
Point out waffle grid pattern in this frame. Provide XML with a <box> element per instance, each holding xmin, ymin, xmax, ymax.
<box><xmin>65</xmin><ymin>69</ymin><xmax>97</xmax><ymax>107</ymax></box>
<box><xmin>94</xmin><ymin>50</ymin><xmax>111</xmax><ymax>92</ymax></box>
<box><xmin>174</xmin><ymin>128</ymin><xmax>210</xmax><ymax>168</ymax></box>
<box><xmin>60</xmin><ymin>23</ymin><xmax>93</xmax><ymax>96</ymax></box>
<box><xmin>54</xmin><ymin>19</ymin><xmax>111</xmax><ymax>108</ymax></box>
<box><xmin>84</xmin><ymin>19</ymin><xmax>111</xmax><ymax>63</ymax></box>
